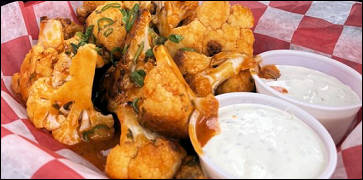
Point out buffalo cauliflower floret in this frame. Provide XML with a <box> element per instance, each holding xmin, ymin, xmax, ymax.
<box><xmin>105</xmin><ymin>106</ymin><xmax>186</xmax><ymax>179</ymax></box>
<box><xmin>165</xmin><ymin>1</ymin><xmax>254</xmax><ymax>57</ymax></box>
<box><xmin>26</xmin><ymin>44</ymin><xmax>114</xmax><ymax>145</ymax></box>
<box><xmin>86</xmin><ymin>1</ymin><xmax>127</xmax><ymax>52</ymax></box>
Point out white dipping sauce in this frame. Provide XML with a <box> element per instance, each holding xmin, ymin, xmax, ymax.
<box><xmin>261</xmin><ymin>65</ymin><xmax>360</xmax><ymax>107</ymax></box>
<box><xmin>203</xmin><ymin>103</ymin><xmax>327</xmax><ymax>179</ymax></box>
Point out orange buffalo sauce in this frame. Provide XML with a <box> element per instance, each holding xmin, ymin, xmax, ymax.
<box><xmin>67</xmin><ymin>131</ymin><xmax>120</xmax><ymax>171</ymax></box>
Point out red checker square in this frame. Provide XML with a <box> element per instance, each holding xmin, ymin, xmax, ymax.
<box><xmin>341</xmin><ymin>146</ymin><xmax>362</xmax><ymax>179</ymax></box>
<box><xmin>345</xmin><ymin>3</ymin><xmax>362</xmax><ymax>27</ymax></box>
<box><xmin>21</xmin><ymin>119</ymin><xmax>66</xmax><ymax>151</ymax></box>
<box><xmin>270</xmin><ymin>1</ymin><xmax>312</xmax><ymax>14</ymax></box>
<box><xmin>253</xmin><ymin>33</ymin><xmax>291</xmax><ymax>55</ymax></box>
<box><xmin>1</xmin><ymin>127</ymin><xmax>13</xmax><ymax>138</ymax></box>
<box><xmin>32</xmin><ymin>159</ymin><xmax>84</xmax><ymax>179</ymax></box>
<box><xmin>1</xmin><ymin>98</ymin><xmax>19</xmax><ymax>124</ymax></box>
<box><xmin>292</xmin><ymin>16</ymin><xmax>343</xmax><ymax>55</ymax></box>
<box><xmin>19</xmin><ymin>1</ymin><xmax>40</xmax><ymax>40</ymax></box>
<box><xmin>230</xmin><ymin>1</ymin><xmax>268</xmax><ymax>29</ymax></box>
<box><xmin>1</xmin><ymin>35</ymin><xmax>32</xmax><ymax>76</ymax></box>
<box><xmin>332</xmin><ymin>56</ymin><xmax>362</xmax><ymax>74</ymax></box>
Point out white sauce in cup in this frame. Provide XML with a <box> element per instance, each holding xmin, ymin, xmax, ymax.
<box><xmin>203</xmin><ymin>103</ymin><xmax>327</xmax><ymax>179</ymax></box>
<box><xmin>261</xmin><ymin>65</ymin><xmax>360</xmax><ymax>107</ymax></box>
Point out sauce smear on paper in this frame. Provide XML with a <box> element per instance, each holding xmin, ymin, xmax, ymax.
<box><xmin>67</xmin><ymin>131</ymin><xmax>120</xmax><ymax>171</ymax></box>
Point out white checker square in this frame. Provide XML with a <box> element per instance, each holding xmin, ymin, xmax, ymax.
<box><xmin>2</xmin><ymin>119</ymin><xmax>37</xmax><ymax>143</ymax></box>
<box><xmin>331</xmin><ymin>152</ymin><xmax>348</xmax><ymax>179</ymax></box>
<box><xmin>1</xmin><ymin>91</ymin><xmax>28</xmax><ymax>119</ymax></box>
<box><xmin>1</xmin><ymin>134</ymin><xmax>54</xmax><ymax>178</ymax></box>
<box><xmin>333</xmin><ymin>25</ymin><xmax>362</xmax><ymax>64</ymax></box>
<box><xmin>33</xmin><ymin>1</ymin><xmax>72</xmax><ymax>27</ymax></box>
<box><xmin>56</xmin><ymin>149</ymin><xmax>103</xmax><ymax>174</ymax></box>
<box><xmin>258</xmin><ymin>1</ymin><xmax>270</xmax><ymax>5</ymax></box>
<box><xmin>305</xmin><ymin>1</ymin><xmax>355</xmax><ymax>25</ymax></box>
<box><xmin>341</xmin><ymin>122</ymin><xmax>362</xmax><ymax>150</ymax></box>
<box><xmin>58</xmin><ymin>159</ymin><xmax>107</xmax><ymax>179</ymax></box>
<box><xmin>254</xmin><ymin>7</ymin><xmax>303</xmax><ymax>42</ymax></box>
<box><xmin>1</xmin><ymin>2</ymin><xmax>28</xmax><ymax>43</ymax></box>
<box><xmin>69</xmin><ymin>1</ymin><xmax>83</xmax><ymax>15</ymax></box>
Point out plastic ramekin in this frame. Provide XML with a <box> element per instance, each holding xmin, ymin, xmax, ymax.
<box><xmin>251</xmin><ymin>50</ymin><xmax>362</xmax><ymax>144</ymax></box>
<box><xmin>190</xmin><ymin>92</ymin><xmax>337</xmax><ymax>179</ymax></box>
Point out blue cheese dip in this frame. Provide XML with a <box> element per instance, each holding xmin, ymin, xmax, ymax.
<box><xmin>203</xmin><ymin>103</ymin><xmax>327</xmax><ymax>179</ymax></box>
<box><xmin>261</xmin><ymin>65</ymin><xmax>360</xmax><ymax>107</ymax></box>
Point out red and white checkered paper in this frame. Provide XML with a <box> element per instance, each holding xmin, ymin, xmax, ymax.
<box><xmin>1</xmin><ymin>1</ymin><xmax>362</xmax><ymax>179</ymax></box>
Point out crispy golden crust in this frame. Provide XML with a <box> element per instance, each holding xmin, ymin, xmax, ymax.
<box><xmin>165</xmin><ymin>2</ymin><xmax>255</xmax><ymax>58</ymax></box>
<box><xmin>155</xmin><ymin>1</ymin><xmax>199</xmax><ymax>37</ymax></box>
<box><xmin>141</xmin><ymin>59</ymin><xmax>193</xmax><ymax>138</ymax></box>
<box><xmin>165</xmin><ymin>20</ymin><xmax>207</xmax><ymax>57</ymax></box>
<box><xmin>175</xmin><ymin>156</ymin><xmax>206</xmax><ymax>179</ymax></box>
<box><xmin>106</xmin><ymin>139</ymin><xmax>186</xmax><ymax>179</ymax></box>
<box><xmin>105</xmin><ymin>107</ymin><xmax>186</xmax><ymax>179</ymax></box>
<box><xmin>174</xmin><ymin>50</ymin><xmax>211</xmax><ymax>75</ymax></box>
<box><xmin>216</xmin><ymin>69</ymin><xmax>255</xmax><ymax>94</ymax></box>
<box><xmin>86</xmin><ymin>2</ymin><xmax>127</xmax><ymax>52</ymax></box>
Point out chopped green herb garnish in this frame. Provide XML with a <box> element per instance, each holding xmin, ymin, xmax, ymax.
<box><xmin>95</xmin><ymin>46</ymin><xmax>102</xmax><ymax>55</ymax></box>
<box><xmin>83</xmin><ymin>25</ymin><xmax>94</xmax><ymax>42</ymax></box>
<box><xmin>71</xmin><ymin>43</ymin><xmax>79</xmax><ymax>54</ymax></box>
<box><xmin>130</xmin><ymin>69</ymin><xmax>146</xmax><ymax>87</ymax></box>
<box><xmin>122</xmin><ymin>44</ymin><xmax>129</xmax><ymax>55</ymax></box>
<box><xmin>133</xmin><ymin>42</ymin><xmax>144</xmax><ymax>64</ymax></box>
<box><xmin>156</xmin><ymin>36</ymin><xmax>167</xmax><ymax>45</ymax></box>
<box><xmin>168</xmin><ymin>34</ymin><xmax>183</xmax><ymax>43</ymax></box>
<box><xmin>75</xmin><ymin>31</ymin><xmax>84</xmax><ymax>39</ymax></box>
<box><xmin>131</xmin><ymin>98</ymin><xmax>140</xmax><ymax>113</ymax></box>
<box><xmin>103</xmin><ymin>28</ymin><xmax>113</xmax><ymax>37</ymax></box>
<box><xmin>145</xmin><ymin>48</ymin><xmax>154</xmax><ymax>58</ymax></box>
<box><xmin>125</xmin><ymin>4</ymin><xmax>139</xmax><ymax>32</ymax></box>
<box><xmin>96</xmin><ymin>3</ymin><xmax>121</xmax><ymax>14</ymax></box>
<box><xmin>179</xmin><ymin>47</ymin><xmax>195</xmax><ymax>52</ymax></box>
<box><xmin>82</xmin><ymin>124</ymin><xmax>110</xmax><ymax>142</ymax></box>
<box><xmin>120</xmin><ymin>9</ymin><xmax>129</xmax><ymax>24</ymax></box>
<box><xmin>97</xmin><ymin>17</ymin><xmax>114</xmax><ymax>32</ymax></box>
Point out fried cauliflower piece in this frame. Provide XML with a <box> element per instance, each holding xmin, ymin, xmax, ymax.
<box><xmin>140</xmin><ymin>47</ymin><xmax>194</xmax><ymax>138</ymax></box>
<box><xmin>76</xmin><ymin>1</ymin><xmax>108</xmax><ymax>23</ymax></box>
<box><xmin>86</xmin><ymin>1</ymin><xmax>127</xmax><ymax>52</ymax></box>
<box><xmin>174</xmin><ymin>50</ymin><xmax>211</xmax><ymax>75</ymax></box>
<box><xmin>11</xmin><ymin>19</ymin><xmax>64</xmax><ymax>103</ymax></box>
<box><xmin>154</xmin><ymin>1</ymin><xmax>199</xmax><ymax>37</ymax></box>
<box><xmin>52</xmin><ymin>17</ymin><xmax>83</xmax><ymax>40</ymax></box>
<box><xmin>26</xmin><ymin>44</ymin><xmax>114</xmax><ymax>145</ymax></box>
<box><xmin>105</xmin><ymin>107</ymin><xmax>186</xmax><ymax>179</ymax></box>
<box><xmin>165</xmin><ymin>1</ymin><xmax>254</xmax><ymax>57</ymax></box>
<box><xmin>164</xmin><ymin>19</ymin><xmax>207</xmax><ymax>56</ymax></box>
<box><xmin>216</xmin><ymin>69</ymin><xmax>255</xmax><ymax>94</ymax></box>
<box><xmin>175</xmin><ymin>156</ymin><xmax>206</xmax><ymax>179</ymax></box>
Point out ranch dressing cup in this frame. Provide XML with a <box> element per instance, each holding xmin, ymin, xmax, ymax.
<box><xmin>189</xmin><ymin>93</ymin><xmax>337</xmax><ymax>179</ymax></box>
<box><xmin>252</xmin><ymin>50</ymin><xmax>362</xmax><ymax>144</ymax></box>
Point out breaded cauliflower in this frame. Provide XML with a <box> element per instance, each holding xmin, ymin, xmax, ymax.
<box><xmin>105</xmin><ymin>106</ymin><xmax>186</xmax><ymax>179</ymax></box>
<box><xmin>86</xmin><ymin>1</ymin><xmax>127</xmax><ymax>52</ymax></box>
<box><xmin>26</xmin><ymin>44</ymin><xmax>114</xmax><ymax>145</ymax></box>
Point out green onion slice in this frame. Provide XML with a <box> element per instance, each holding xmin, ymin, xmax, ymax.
<box><xmin>133</xmin><ymin>42</ymin><xmax>144</xmax><ymax>64</ymax></box>
<box><xmin>97</xmin><ymin>17</ymin><xmax>114</xmax><ymax>31</ymax></box>
<box><xmin>103</xmin><ymin>28</ymin><xmax>113</xmax><ymax>37</ymax></box>
<box><xmin>168</xmin><ymin>34</ymin><xmax>183</xmax><ymax>43</ymax></box>
<box><xmin>131</xmin><ymin>98</ymin><xmax>140</xmax><ymax>113</ymax></box>
<box><xmin>130</xmin><ymin>70</ymin><xmax>146</xmax><ymax>87</ymax></box>
<box><xmin>96</xmin><ymin>3</ymin><xmax>121</xmax><ymax>14</ymax></box>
